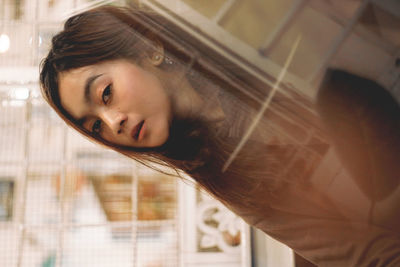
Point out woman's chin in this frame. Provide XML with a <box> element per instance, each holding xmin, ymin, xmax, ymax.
<box><xmin>142</xmin><ymin>131</ymin><xmax>169</xmax><ymax>148</ymax></box>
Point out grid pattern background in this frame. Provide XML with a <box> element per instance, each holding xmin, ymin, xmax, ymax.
<box><xmin>0</xmin><ymin>86</ymin><xmax>180</xmax><ymax>267</ymax></box>
<box><xmin>0</xmin><ymin>1</ymin><xmax>180</xmax><ymax>266</ymax></box>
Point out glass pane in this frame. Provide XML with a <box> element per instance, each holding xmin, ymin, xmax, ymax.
<box><xmin>0</xmin><ymin>90</ymin><xmax>26</xmax><ymax>162</ymax></box>
<box><xmin>20</xmin><ymin>228</ymin><xmax>58</xmax><ymax>267</ymax></box>
<box><xmin>137</xmin><ymin>170</ymin><xmax>177</xmax><ymax>221</ymax></box>
<box><xmin>90</xmin><ymin>174</ymin><xmax>133</xmax><ymax>222</ymax></box>
<box><xmin>29</xmin><ymin>113</ymin><xmax>65</xmax><ymax>163</ymax></box>
<box><xmin>27</xmin><ymin>90</ymin><xmax>64</xmax><ymax>163</ymax></box>
<box><xmin>65</xmin><ymin>128</ymin><xmax>98</xmax><ymax>162</ymax></box>
<box><xmin>136</xmin><ymin>224</ymin><xmax>178</xmax><ymax>267</ymax></box>
<box><xmin>62</xmin><ymin>224</ymin><xmax>178</xmax><ymax>266</ymax></box>
<box><xmin>63</xmin><ymin>226</ymin><xmax>133</xmax><ymax>267</ymax></box>
<box><xmin>181</xmin><ymin>0</ymin><xmax>227</xmax><ymax>18</ymax></box>
<box><xmin>219</xmin><ymin>0</ymin><xmax>295</xmax><ymax>48</ymax></box>
<box><xmin>37</xmin><ymin>25</ymin><xmax>62</xmax><ymax>66</ymax></box>
<box><xmin>0</xmin><ymin>23</ymin><xmax>35</xmax><ymax>67</ymax></box>
<box><xmin>68</xmin><ymin>152</ymin><xmax>133</xmax><ymax>224</ymax></box>
<box><xmin>357</xmin><ymin>3</ymin><xmax>400</xmax><ymax>47</ymax></box>
<box><xmin>309</xmin><ymin>0</ymin><xmax>363</xmax><ymax>21</ymax></box>
<box><xmin>0</xmin><ymin>225</ymin><xmax>20</xmax><ymax>267</ymax></box>
<box><xmin>25</xmin><ymin>168</ymin><xmax>61</xmax><ymax>225</ymax></box>
<box><xmin>38</xmin><ymin>0</ymin><xmax>76</xmax><ymax>21</ymax></box>
<box><xmin>331</xmin><ymin>31</ymin><xmax>392</xmax><ymax>86</ymax></box>
<box><xmin>268</xmin><ymin>6</ymin><xmax>342</xmax><ymax>79</ymax></box>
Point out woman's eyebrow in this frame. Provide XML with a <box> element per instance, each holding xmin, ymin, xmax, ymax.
<box><xmin>84</xmin><ymin>74</ymin><xmax>103</xmax><ymax>103</ymax></box>
<box><xmin>76</xmin><ymin>117</ymin><xmax>87</xmax><ymax>127</ymax></box>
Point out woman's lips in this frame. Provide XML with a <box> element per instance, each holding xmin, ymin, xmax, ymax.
<box><xmin>131</xmin><ymin>120</ymin><xmax>144</xmax><ymax>141</ymax></box>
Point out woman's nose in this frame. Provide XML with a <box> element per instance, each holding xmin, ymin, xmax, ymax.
<box><xmin>101</xmin><ymin>109</ymin><xmax>127</xmax><ymax>134</ymax></box>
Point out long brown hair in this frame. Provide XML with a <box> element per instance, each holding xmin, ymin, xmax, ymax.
<box><xmin>40</xmin><ymin>5</ymin><xmax>286</xmax><ymax>210</ymax></box>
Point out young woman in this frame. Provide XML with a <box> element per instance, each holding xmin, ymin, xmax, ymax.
<box><xmin>40</xmin><ymin>5</ymin><xmax>400</xmax><ymax>266</ymax></box>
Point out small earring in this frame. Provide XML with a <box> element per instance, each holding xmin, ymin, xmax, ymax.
<box><xmin>165</xmin><ymin>57</ymin><xmax>173</xmax><ymax>65</ymax></box>
<box><xmin>153</xmin><ymin>54</ymin><xmax>161</xmax><ymax>61</ymax></box>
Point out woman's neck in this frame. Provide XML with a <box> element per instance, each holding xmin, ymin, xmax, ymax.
<box><xmin>168</xmin><ymin>70</ymin><xmax>225</xmax><ymax>123</ymax></box>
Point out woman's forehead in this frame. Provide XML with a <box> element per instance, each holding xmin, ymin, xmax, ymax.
<box><xmin>58</xmin><ymin>66</ymin><xmax>95</xmax><ymax>119</ymax></box>
<box><xmin>58</xmin><ymin>63</ymin><xmax>104</xmax><ymax>92</ymax></box>
<box><xmin>59</xmin><ymin>60</ymin><xmax>126</xmax><ymax>78</ymax></box>
<box><xmin>58</xmin><ymin>66</ymin><xmax>92</xmax><ymax>84</ymax></box>
<box><xmin>59</xmin><ymin>65</ymin><xmax>95</xmax><ymax>80</ymax></box>
<box><xmin>58</xmin><ymin>60</ymin><xmax>127</xmax><ymax>92</ymax></box>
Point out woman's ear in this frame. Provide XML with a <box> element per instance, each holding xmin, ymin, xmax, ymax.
<box><xmin>147</xmin><ymin>38</ymin><xmax>164</xmax><ymax>66</ymax></box>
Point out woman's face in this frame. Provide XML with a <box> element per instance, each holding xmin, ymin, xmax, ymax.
<box><xmin>58</xmin><ymin>59</ymin><xmax>172</xmax><ymax>148</ymax></box>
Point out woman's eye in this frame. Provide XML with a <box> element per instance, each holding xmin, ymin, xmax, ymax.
<box><xmin>102</xmin><ymin>84</ymin><xmax>112</xmax><ymax>104</ymax></box>
<box><xmin>92</xmin><ymin>120</ymin><xmax>102</xmax><ymax>134</ymax></box>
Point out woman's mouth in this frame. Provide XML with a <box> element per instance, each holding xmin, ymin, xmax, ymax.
<box><xmin>131</xmin><ymin>120</ymin><xmax>145</xmax><ymax>141</ymax></box>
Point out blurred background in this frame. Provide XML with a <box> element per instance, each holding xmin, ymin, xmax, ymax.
<box><xmin>0</xmin><ymin>0</ymin><xmax>399</xmax><ymax>266</ymax></box>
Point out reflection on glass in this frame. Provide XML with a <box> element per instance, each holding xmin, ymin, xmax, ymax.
<box><xmin>219</xmin><ymin>0</ymin><xmax>295</xmax><ymax>48</ymax></box>
<box><xmin>357</xmin><ymin>3</ymin><xmax>400</xmax><ymax>46</ymax></box>
<box><xmin>181</xmin><ymin>0</ymin><xmax>227</xmax><ymax>18</ymax></box>
<box><xmin>268</xmin><ymin>6</ymin><xmax>341</xmax><ymax>80</ymax></box>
